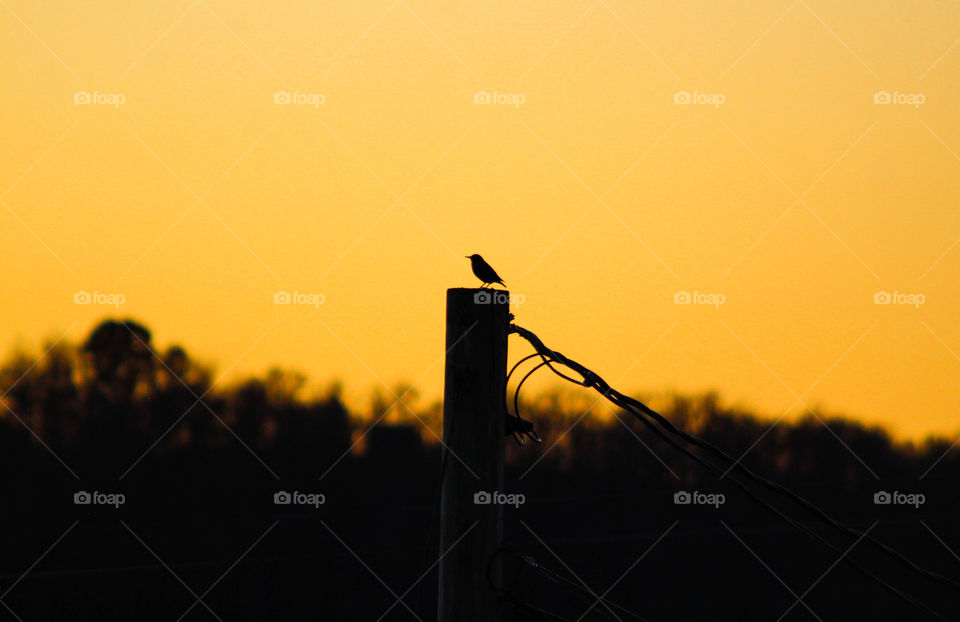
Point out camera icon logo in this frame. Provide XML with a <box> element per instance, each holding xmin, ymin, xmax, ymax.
<box><xmin>74</xmin><ymin>91</ymin><xmax>91</xmax><ymax>104</ymax></box>
<box><xmin>474</xmin><ymin>491</ymin><xmax>492</xmax><ymax>504</ymax></box>
<box><xmin>74</xmin><ymin>491</ymin><xmax>92</xmax><ymax>504</ymax></box>
<box><xmin>673</xmin><ymin>291</ymin><xmax>691</xmax><ymax>304</ymax></box>
<box><xmin>873</xmin><ymin>491</ymin><xmax>891</xmax><ymax>505</ymax></box>
<box><xmin>873</xmin><ymin>91</ymin><xmax>891</xmax><ymax>105</ymax></box>
<box><xmin>274</xmin><ymin>91</ymin><xmax>291</xmax><ymax>104</ymax></box>
<box><xmin>873</xmin><ymin>291</ymin><xmax>891</xmax><ymax>304</ymax></box>
<box><xmin>674</xmin><ymin>90</ymin><xmax>691</xmax><ymax>105</ymax></box>
<box><xmin>274</xmin><ymin>291</ymin><xmax>291</xmax><ymax>304</ymax></box>
<box><xmin>74</xmin><ymin>291</ymin><xmax>91</xmax><ymax>304</ymax></box>
<box><xmin>673</xmin><ymin>491</ymin><xmax>691</xmax><ymax>504</ymax></box>
<box><xmin>473</xmin><ymin>291</ymin><xmax>492</xmax><ymax>304</ymax></box>
<box><xmin>274</xmin><ymin>491</ymin><xmax>292</xmax><ymax>505</ymax></box>
<box><xmin>474</xmin><ymin>90</ymin><xmax>491</xmax><ymax>105</ymax></box>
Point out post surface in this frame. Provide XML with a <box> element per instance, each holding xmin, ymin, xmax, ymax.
<box><xmin>438</xmin><ymin>288</ymin><xmax>508</xmax><ymax>622</ymax></box>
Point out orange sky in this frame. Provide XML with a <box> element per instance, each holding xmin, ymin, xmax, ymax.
<box><xmin>2</xmin><ymin>0</ymin><xmax>959</xmax><ymax>440</ymax></box>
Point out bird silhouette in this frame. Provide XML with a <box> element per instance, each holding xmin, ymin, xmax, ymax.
<box><xmin>466</xmin><ymin>254</ymin><xmax>505</xmax><ymax>289</ymax></box>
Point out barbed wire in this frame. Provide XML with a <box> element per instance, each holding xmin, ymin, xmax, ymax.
<box><xmin>508</xmin><ymin>322</ymin><xmax>957</xmax><ymax>621</ymax></box>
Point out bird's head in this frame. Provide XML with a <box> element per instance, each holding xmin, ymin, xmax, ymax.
<box><xmin>466</xmin><ymin>254</ymin><xmax>481</xmax><ymax>261</ymax></box>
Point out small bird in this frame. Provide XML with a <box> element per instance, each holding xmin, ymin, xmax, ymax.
<box><xmin>466</xmin><ymin>254</ymin><xmax>505</xmax><ymax>289</ymax></box>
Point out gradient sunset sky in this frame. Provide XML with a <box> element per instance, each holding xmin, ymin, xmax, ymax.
<box><xmin>2</xmin><ymin>0</ymin><xmax>959</xmax><ymax>440</ymax></box>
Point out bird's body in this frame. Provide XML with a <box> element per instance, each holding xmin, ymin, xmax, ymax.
<box><xmin>466</xmin><ymin>254</ymin><xmax>505</xmax><ymax>288</ymax></box>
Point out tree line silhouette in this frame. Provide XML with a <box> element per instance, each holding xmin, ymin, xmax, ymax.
<box><xmin>2</xmin><ymin>318</ymin><xmax>954</xmax><ymax>482</ymax></box>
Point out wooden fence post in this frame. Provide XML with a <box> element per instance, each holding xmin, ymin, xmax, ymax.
<box><xmin>438</xmin><ymin>287</ymin><xmax>508</xmax><ymax>622</ymax></box>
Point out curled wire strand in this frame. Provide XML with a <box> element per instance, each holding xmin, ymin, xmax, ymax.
<box><xmin>506</xmin><ymin>353</ymin><xmax>546</xmax><ymax>445</ymax></box>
